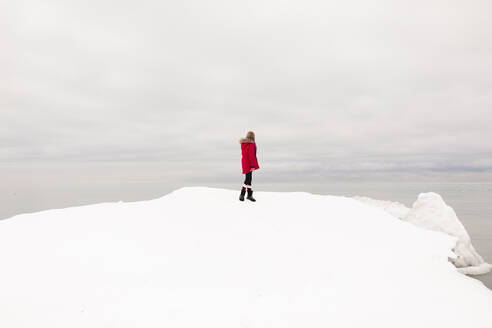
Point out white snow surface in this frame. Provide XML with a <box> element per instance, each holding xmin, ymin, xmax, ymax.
<box><xmin>355</xmin><ymin>192</ymin><xmax>492</xmax><ymax>275</ymax></box>
<box><xmin>1</xmin><ymin>187</ymin><xmax>491</xmax><ymax>327</ymax></box>
<box><xmin>353</xmin><ymin>196</ymin><xmax>410</xmax><ymax>219</ymax></box>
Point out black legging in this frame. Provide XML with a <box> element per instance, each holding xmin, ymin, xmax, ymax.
<box><xmin>244</xmin><ymin>172</ymin><xmax>252</xmax><ymax>187</ymax></box>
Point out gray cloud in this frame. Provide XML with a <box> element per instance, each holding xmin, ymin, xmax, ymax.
<box><xmin>2</xmin><ymin>0</ymin><xmax>492</xmax><ymax>183</ymax></box>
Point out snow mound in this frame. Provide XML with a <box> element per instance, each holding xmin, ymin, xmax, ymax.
<box><xmin>354</xmin><ymin>192</ymin><xmax>492</xmax><ymax>275</ymax></box>
<box><xmin>405</xmin><ymin>192</ymin><xmax>492</xmax><ymax>274</ymax></box>
<box><xmin>0</xmin><ymin>187</ymin><xmax>491</xmax><ymax>327</ymax></box>
<box><xmin>353</xmin><ymin>196</ymin><xmax>410</xmax><ymax>218</ymax></box>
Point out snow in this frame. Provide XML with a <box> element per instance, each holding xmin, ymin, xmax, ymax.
<box><xmin>353</xmin><ymin>196</ymin><xmax>410</xmax><ymax>219</ymax></box>
<box><xmin>355</xmin><ymin>192</ymin><xmax>492</xmax><ymax>275</ymax></box>
<box><xmin>0</xmin><ymin>187</ymin><xmax>491</xmax><ymax>327</ymax></box>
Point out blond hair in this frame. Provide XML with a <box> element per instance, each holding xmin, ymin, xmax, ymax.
<box><xmin>246</xmin><ymin>131</ymin><xmax>255</xmax><ymax>141</ymax></box>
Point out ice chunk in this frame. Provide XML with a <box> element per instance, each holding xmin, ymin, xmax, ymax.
<box><xmin>403</xmin><ymin>192</ymin><xmax>492</xmax><ymax>275</ymax></box>
<box><xmin>355</xmin><ymin>192</ymin><xmax>492</xmax><ymax>275</ymax></box>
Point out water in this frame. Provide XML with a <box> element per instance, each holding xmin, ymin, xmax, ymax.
<box><xmin>1</xmin><ymin>179</ymin><xmax>491</xmax><ymax>289</ymax></box>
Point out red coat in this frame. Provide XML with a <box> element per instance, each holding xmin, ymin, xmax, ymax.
<box><xmin>240</xmin><ymin>139</ymin><xmax>259</xmax><ymax>174</ymax></box>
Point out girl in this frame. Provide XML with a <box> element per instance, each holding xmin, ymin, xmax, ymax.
<box><xmin>239</xmin><ymin>131</ymin><xmax>259</xmax><ymax>202</ymax></box>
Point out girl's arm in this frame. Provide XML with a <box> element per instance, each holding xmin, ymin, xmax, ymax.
<box><xmin>248</xmin><ymin>144</ymin><xmax>259</xmax><ymax>169</ymax></box>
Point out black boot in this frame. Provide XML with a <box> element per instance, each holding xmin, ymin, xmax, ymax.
<box><xmin>246</xmin><ymin>189</ymin><xmax>256</xmax><ymax>202</ymax></box>
<box><xmin>239</xmin><ymin>188</ymin><xmax>246</xmax><ymax>201</ymax></box>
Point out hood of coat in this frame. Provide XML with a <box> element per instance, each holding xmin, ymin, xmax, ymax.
<box><xmin>239</xmin><ymin>137</ymin><xmax>255</xmax><ymax>144</ymax></box>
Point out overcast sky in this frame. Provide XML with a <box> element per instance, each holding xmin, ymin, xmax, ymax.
<box><xmin>2</xmin><ymin>0</ymin><xmax>492</xmax><ymax>184</ymax></box>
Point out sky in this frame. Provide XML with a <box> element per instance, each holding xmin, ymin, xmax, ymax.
<box><xmin>2</xmin><ymin>0</ymin><xmax>492</xmax><ymax>189</ymax></box>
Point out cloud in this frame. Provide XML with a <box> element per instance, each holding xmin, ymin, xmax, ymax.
<box><xmin>2</xmin><ymin>0</ymin><xmax>492</xmax><ymax>182</ymax></box>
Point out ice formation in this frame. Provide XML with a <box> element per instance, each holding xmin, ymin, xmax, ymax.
<box><xmin>353</xmin><ymin>196</ymin><xmax>410</xmax><ymax>219</ymax></box>
<box><xmin>355</xmin><ymin>192</ymin><xmax>492</xmax><ymax>275</ymax></box>
<box><xmin>0</xmin><ymin>187</ymin><xmax>491</xmax><ymax>327</ymax></box>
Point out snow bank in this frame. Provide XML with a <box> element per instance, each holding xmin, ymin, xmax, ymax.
<box><xmin>405</xmin><ymin>192</ymin><xmax>492</xmax><ymax>274</ymax></box>
<box><xmin>353</xmin><ymin>196</ymin><xmax>410</xmax><ymax>219</ymax></box>
<box><xmin>355</xmin><ymin>192</ymin><xmax>492</xmax><ymax>275</ymax></box>
<box><xmin>0</xmin><ymin>187</ymin><xmax>491</xmax><ymax>327</ymax></box>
